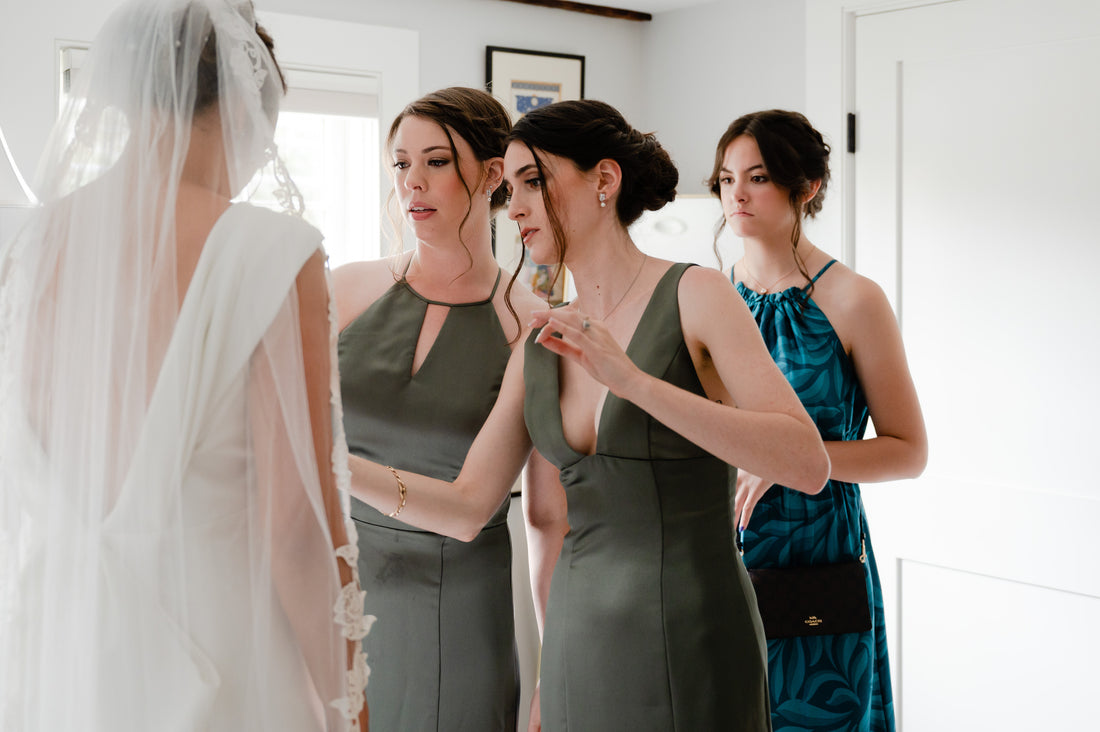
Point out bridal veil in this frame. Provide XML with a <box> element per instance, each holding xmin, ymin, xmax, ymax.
<box><xmin>0</xmin><ymin>0</ymin><xmax>370</xmax><ymax>729</ymax></box>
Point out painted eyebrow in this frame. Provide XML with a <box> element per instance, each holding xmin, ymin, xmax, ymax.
<box><xmin>392</xmin><ymin>145</ymin><xmax>452</xmax><ymax>155</ymax></box>
<box><xmin>720</xmin><ymin>163</ymin><xmax>765</xmax><ymax>175</ymax></box>
<box><xmin>509</xmin><ymin>163</ymin><xmax>539</xmax><ymax>177</ymax></box>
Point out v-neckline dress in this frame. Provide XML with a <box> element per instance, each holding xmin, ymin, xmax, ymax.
<box><xmin>524</xmin><ymin>262</ymin><xmax>771</xmax><ymax>731</ymax></box>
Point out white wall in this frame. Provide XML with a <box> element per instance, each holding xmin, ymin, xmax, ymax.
<box><xmin>262</xmin><ymin>0</ymin><xmax>813</xmax><ymax>198</ymax></box>
<box><xmin>0</xmin><ymin>0</ymin><xmax>121</xmax><ymax>243</ymax></box>
<box><xmin>644</xmin><ymin>0</ymin><xmax>807</xmax><ymax>196</ymax></box>
<box><xmin>263</xmin><ymin>0</ymin><xmax>649</xmax><ymax>125</ymax></box>
<box><xmin>0</xmin><ymin>0</ymin><xmax>126</xmax><ymax>198</ymax></box>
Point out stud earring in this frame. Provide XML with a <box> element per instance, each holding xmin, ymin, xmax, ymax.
<box><xmin>599</xmin><ymin>192</ymin><xmax>606</xmax><ymax>208</ymax></box>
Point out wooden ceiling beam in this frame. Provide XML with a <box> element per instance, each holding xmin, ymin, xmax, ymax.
<box><xmin>499</xmin><ymin>0</ymin><xmax>653</xmax><ymax>22</ymax></box>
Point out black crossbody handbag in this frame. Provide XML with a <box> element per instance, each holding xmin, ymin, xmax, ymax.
<box><xmin>738</xmin><ymin>529</ymin><xmax>872</xmax><ymax>639</ymax></box>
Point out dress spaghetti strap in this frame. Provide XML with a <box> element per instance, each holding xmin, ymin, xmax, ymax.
<box><xmin>809</xmin><ymin>259</ymin><xmax>838</xmax><ymax>285</ymax></box>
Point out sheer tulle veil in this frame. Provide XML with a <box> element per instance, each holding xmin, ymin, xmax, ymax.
<box><xmin>0</xmin><ymin>0</ymin><xmax>370</xmax><ymax>729</ymax></box>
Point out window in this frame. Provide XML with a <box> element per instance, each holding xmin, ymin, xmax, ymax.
<box><xmin>59</xmin><ymin>48</ymin><xmax>382</xmax><ymax>268</ymax></box>
<box><xmin>248</xmin><ymin>68</ymin><xmax>381</xmax><ymax>267</ymax></box>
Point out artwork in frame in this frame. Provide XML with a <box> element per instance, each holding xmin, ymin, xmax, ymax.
<box><xmin>486</xmin><ymin>45</ymin><xmax>584</xmax><ymax>305</ymax></box>
<box><xmin>486</xmin><ymin>45</ymin><xmax>585</xmax><ymax>123</ymax></box>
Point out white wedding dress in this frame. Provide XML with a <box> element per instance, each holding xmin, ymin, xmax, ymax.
<box><xmin>1</xmin><ymin>203</ymin><xmax>368</xmax><ymax>731</ymax></box>
<box><xmin>1</xmin><ymin>3</ymin><xmax>370</xmax><ymax>728</ymax></box>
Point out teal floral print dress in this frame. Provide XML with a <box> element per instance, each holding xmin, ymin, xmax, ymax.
<box><xmin>735</xmin><ymin>260</ymin><xmax>896</xmax><ymax>732</ymax></box>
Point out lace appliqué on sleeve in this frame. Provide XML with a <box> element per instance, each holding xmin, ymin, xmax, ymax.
<box><xmin>324</xmin><ymin>263</ymin><xmax>376</xmax><ymax>731</ymax></box>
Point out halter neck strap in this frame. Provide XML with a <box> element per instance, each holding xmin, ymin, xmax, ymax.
<box><xmin>810</xmin><ymin>259</ymin><xmax>838</xmax><ymax>285</ymax></box>
<box><xmin>400</xmin><ymin>268</ymin><xmax>502</xmax><ymax>307</ymax></box>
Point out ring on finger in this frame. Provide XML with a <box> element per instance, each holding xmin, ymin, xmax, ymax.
<box><xmin>581</xmin><ymin>317</ymin><xmax>591</xmax><ymax>331</ymax></box>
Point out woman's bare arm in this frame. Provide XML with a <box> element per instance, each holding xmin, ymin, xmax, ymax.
<box><xmin>822</xmin><ymin>274</ymin><xmax>927</xmax><ymax>483</ymax></box>
<box><xmin>348</xmin><ymin>343</ymin><xmax>535</xmax><ymax>541</ymax></box>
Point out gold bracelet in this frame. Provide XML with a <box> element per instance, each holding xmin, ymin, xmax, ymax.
<box><xmin>385</xmin><ymin>465</ymin><xmax>407</xmax><ymax>518</ymax></box>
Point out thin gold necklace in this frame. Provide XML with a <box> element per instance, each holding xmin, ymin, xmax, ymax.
<box><xmin>589</xmin><ymin>253</ymin><xmax>647</xmax><ymax>319</ymax></box>
<box><xmin>742</xmin><ymin>258</ymin><xmax>799</xmax><ymax>294</ymax></box>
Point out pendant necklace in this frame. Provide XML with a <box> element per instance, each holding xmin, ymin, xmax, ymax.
<box><xmin>742</xmin><ymin>259</ymin><xmax>799</xmax><ymax>294</ymax></box>
<box><xmin>589</xmin><ymin>253</ymin><xmax>647</xmax><ymax>319</ymax></box>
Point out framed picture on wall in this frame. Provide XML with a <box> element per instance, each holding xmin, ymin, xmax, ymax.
<box><xmin>486</xmin><ymin>46</ymin><xmax>584</xmax><ymax>305</ymax></box>
<box><xmin>486</xmin><ymin>46</ymin><xmax>585</xmax><ymax>122</ymax></box>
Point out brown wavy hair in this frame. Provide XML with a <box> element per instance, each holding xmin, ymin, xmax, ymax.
<box><xmin>384</xmin><ymin>87</ymin><xmax>518</xmax><ymax>334</ymax></box>
<box><xmin>707</xmin><ymin>110</ymin><xmax>830</xmax><ymax>298</ymax></box>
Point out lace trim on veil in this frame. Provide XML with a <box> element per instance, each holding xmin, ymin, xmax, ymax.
<box><xmin>218</xmin><ymin>1</ymin><xmax>370</xmax><ymax>725</ymax></box>
<box><xmin>326</xmin><ymin>265</ymin><xmax>375</xmax><ymax>730</ymax></box>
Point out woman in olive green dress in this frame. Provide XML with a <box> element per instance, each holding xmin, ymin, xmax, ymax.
<box><xmin>348</xmin><ymin>100</ymin><xmax>831</xmax><ymax>731</ymax></box>
<box><xmin>332</xmin><ymin>88</ymin><xmax>552</xmax><ymax>732</ymax></box>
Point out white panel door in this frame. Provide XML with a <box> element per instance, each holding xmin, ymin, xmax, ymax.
<box><xmin>854</xmin><ymin>1</ymin><xmax>1100</xmax><ymax>729</ymax></box>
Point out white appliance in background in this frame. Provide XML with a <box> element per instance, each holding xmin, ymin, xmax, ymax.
<box><xmin>630</xmin><ymin>194</ymin><xmax>741</xmax><ymax>274</ymax></box>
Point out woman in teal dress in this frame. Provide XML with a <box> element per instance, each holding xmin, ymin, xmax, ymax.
<box><xmin>708</xmin><ymin>110</ymin><xmax>928</xmax><ymax>732</ymax></box>
<box><xmin>348</xmin><ymin>100</ymin><xmax>832</xmax><ymax>731</ymax></box>
<box><xmin>332</xmin><ymin>88</ymin><xmax>551</xmax><ymax>732</ymax></box>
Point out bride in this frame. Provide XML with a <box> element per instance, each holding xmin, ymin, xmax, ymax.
<box><xmin>0</xmin><ymin>1</ymin><xmax>369</xmax><ymax>730</ymax></box>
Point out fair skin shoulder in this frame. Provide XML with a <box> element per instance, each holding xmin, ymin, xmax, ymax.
<box><xmin>719</xmin><ymin>132</ymin><xmax>927</xmax><ymax>531</ymax></box>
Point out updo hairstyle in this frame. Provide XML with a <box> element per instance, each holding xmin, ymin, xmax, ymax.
<box><xmin>193</xmin><ymin>18</ymin><xmax>287</xmax><ymax>115</ymax></box>
<box><xmin>508</xmin><ymin>99</ymin><xmax>678</xmax><ymax>267</ymax></box>
<box><xmin>707</xmin><ymin>109</ymin><xmax>830</xmax><ymax>250</ymax></box>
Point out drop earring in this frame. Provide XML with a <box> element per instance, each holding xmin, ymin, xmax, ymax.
<box><xmin>599</xmin><ymin>192</ymin><xmax>606</xmax><ymax>208</ymax></box>
<box><xmin>486</xmin><ymin>188</ymin><xmax>493</xmax><ymax>203</ymax></box>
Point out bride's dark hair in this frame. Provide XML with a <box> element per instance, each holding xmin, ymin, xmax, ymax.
<box><xmin>194</xmin><ymin>19</ymin><xmax>287</xmax><ymax>114</ymax></box>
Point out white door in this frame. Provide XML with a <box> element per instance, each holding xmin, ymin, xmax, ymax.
<box><xmin>853</xmin><ymin>1</ymin><xmax>1100</xmax><ymax>729</ymax></box>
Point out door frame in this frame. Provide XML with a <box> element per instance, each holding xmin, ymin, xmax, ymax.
<box><xmin>803</xmin><ymin>3</ymin><xmax>966</xmax><ymax>725</ymax></box>
<box><xmin>804</xmin><ymin>0</ymin><xmax>962</xmax><ymax>280</ymax></box>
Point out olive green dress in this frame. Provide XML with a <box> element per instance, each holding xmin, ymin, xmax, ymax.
<box><xmin>339</xmin><ymin>271</ymin><xmax>518</xmax><ymax>732</ymax></box>
<box><xmin>524</xmin><ymin>263</ymin><xmax>771</xmax><ymax>732</ymax></box>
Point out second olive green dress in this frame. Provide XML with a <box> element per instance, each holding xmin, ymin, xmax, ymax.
<box><xmin>524</xmin><ymin>263</ymin><xmax>771</xmax><ymax>731</ymax></box>
<box><xmin>338</xmin><ymin>272</ymin><xmax>518</xmax><ymax>732</ymax></box>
